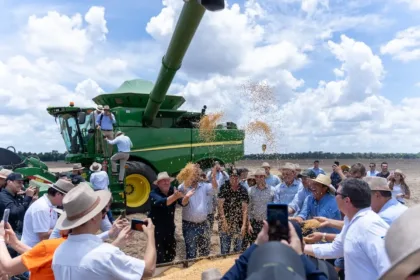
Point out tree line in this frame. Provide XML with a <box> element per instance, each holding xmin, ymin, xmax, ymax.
<box><xmin>13</xmin><ymin>150</ymin><xmax>420</xmax><ymax>162</ymax></box>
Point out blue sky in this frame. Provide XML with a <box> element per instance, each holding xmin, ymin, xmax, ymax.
<box><xmin>0</xmin><ymin>0</ymin><xmax>420</xmax><ymax>153</ymax></box>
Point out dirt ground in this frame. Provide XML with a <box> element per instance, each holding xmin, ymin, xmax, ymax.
<box><xmin>47</xmin><ymin>159</ymin><xmax>420</xmax><ymax>277</ymax></box>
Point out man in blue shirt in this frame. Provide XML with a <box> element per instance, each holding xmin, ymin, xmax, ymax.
<box><xmin>311</xmin><ymin>160</ymin><xmax>326</xmax><ymax>176</ymax></box>
<box><xmin>96</xmin><ymin>105</ymin><xmax>116</xmax><ymax>156</ymax></box>
<box><xmin>290</xmin><ymin>174</ymin><xmax>341</xmax><ymax>237</ymax></box>
<box><xmin>330</xmin><ymin>161</ymin><xmax>341</xmax><ymax>189</ymax></box>
<box><xmin>148</xmin><ymin>172</ymin><xmax>184</xmax><ymax>264</ymax></box>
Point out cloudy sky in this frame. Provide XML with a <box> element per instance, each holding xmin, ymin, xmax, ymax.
<box><xmin>0</xmin><ymin>0</ymin><xmax>419</xmax><ymax>154</ymax></box>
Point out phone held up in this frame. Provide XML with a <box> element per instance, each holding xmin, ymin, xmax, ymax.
<box><xmin>267</xmin><ymin>203</ymin><xmax>289</xmax><ymax>241</ymax></box>
<box><xmin>131</xmin><ymin>219</ymin><xmax>148</xmax><ymax>232</ymax></box>
<box><xmin>2</xmin><ymin>208</ymin><xmax>10</xmax><ymax>228</ymax></box>
<box><xmin>120</xmin><ymin>209</ymin><xmax>126</xmax><ymax>219</ymax></box>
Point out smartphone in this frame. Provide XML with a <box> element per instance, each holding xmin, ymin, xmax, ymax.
<box><xmin>2</xmin><ymin>209</ymin><xmax>10</xmax><ymax>228</ymax></box>
<box><xmin>131</xmin><ymin>219</ymin><xmax>148</xmax><ymax>231</ymax></box>
<box><xmin>267</xmin><ymin>203</ymin><xmax>289</xmax><ymax>241</ymax></box>
<box><xmin>120</xmin><ymin>209</ymin><xmax>126</xmax><ymax>219</ymax></box>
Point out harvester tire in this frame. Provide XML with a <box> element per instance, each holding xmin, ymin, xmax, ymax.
<box><xmin>124</xmin><ymin>161</ymin><xmax>156</xmax><ymax>214</ymax></box>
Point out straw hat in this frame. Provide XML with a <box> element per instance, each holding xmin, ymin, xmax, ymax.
<box><xmin>261</xmin><ymin>162</ymin><xmax>270</xmax><ymax>168</ymax></box>
<box><xmin>55</xmin><ymin>182</ymin><xmax>111</xmax><ymax>230</ymax></box>
<box><xmin>72</xmin><ymin>163</ymin><xmax>84</xmax><ymax>171</ymax></box>
<box><xmin>362</xmin><ymin>177</ymin><xmax>391</xmax><ymax>192</ymax></box>
<box><xmin>340</xmin><ymin>165</ymin><xmax>350</xmax><ymax>172</ymax></box>
<box><xmin>89</xmin><ymin>162</ymin><xmax>102</xmax><ymax>172</ymax></box>
<box><xmin>393</xmin><ymin>169</ymin><xmax>406</xmax><ymax>179</ymax></box>
<box><xmin>310</xmin><ymin>174</ymin><xmax>336</xmax><ymax>194</ymax></box>
<box><xmin>279</xmin><ymin>162</ymin><xmax>296</xmax><ymax>171</ymax></box>
<box><xmin>253</xmin><ymin>168</ymin><xmax>266</xmax><ymax>177</ymax></box>
<box><xmin>0</xmin><ymin>169</ymin><xmax>12</xmax><ymax>179</ymax></box>
<box><xmin>51</xmin><ymin>179</ymin><xmax>75</xmax><ymax>194</ymax></box>
<box><xmin>379</xmin><ymin>204</ymin><xmax>420</xmax><ymax>279</ymax></box>
<box><xmin>153</xmin><ymin>172</ymin><xmax>175</xmax><ymax>185</ymax></box>
<box><xmin>246</xmin><ymin>173</ymin><xmax>256</xmax><ymax>180</ymax></box>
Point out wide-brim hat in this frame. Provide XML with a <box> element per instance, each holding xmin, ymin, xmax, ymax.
<box><xmin>72</xmin><ymin>163</ymin><xmax>84</xmax><ymax>171</ymax></box>
<box><xmin>379</xmin><ymin>204</ymin><xmax>420</xmax><ymax>279</ymax></box>
<box><xmin>0</xmin><ymin>169</ymin><xmax>12</xmax><ymax>179</ymax></box>
<box><xmin>279</xmin><ymin>162</ymin><xmax>296</xmax><ymax>172</ymax></box>
<box><xmin>261</xmin><ymin>162</ymin><xmax>271</xmax><ymax>168</ymax></box>
<box><xmin>393</xmin><ymin>169</ymin><xmax>406</xmax><ymax>179</ymax></box>
<box><xmin>55</xmin><ymin>182</ymin><xmax>111</xmax><ymax>230</ymax></box>
<box><xmin>310</xmin><ymin>174</ymin><xmax>335</xmax><ymax>194</ymax></box>
<box><xmin>298</xmin><ymin>169</ymin><xmax>316</xmax><ymax>179</ymax></box>
<box><xmin>97</xmin><ymin>105</ymin><xmax>103</xmax><ymax>110</ymax></box>
<box><xmin>153</xmin><ymin>172</ymin><xmax>175</xmax><ymax>185</ymax></box>
<box><xmin>89</xmin><ymin>162</ymin><xmax>102</xmax><ymax>172</ymax></box>
<box><xmin>253</xmin><ymin>168</ymin><xmax>266</xmax><ymax>177</ymax></box>
<box><xmin>51</xmin><ymin>179</ymin><xmax>75</xmax><ymax>194</ymax></box>
<box><xmin>363</xmin><ymin>177</ymin><xmax>391</xmax><ymax>192</ymax></box>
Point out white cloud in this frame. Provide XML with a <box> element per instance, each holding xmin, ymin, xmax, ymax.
<box><xmin>380</xmin><ymin>26</ymin><xmax>420</xmax><ymax>61</ymax></box>
<box><xmin>398</xmin><ymin>0</ymin><xmax>420</xmax><ymax>10</ymax></box>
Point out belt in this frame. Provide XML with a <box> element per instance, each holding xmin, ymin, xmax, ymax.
<box><xmin>101</xmin><ymin>129</ymin><xmax>112</xmax><ymax>131</ymax></box>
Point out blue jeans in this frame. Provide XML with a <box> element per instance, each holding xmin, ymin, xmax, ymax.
<box><xmin>220</xmin><ymin>231</ymin><xmax>242</xmax><ymax>255</ymax></box>
<box><xmin>182</xmin><ymin>220</ymin><xmax>210</xmax><ymax>259</ymax></box>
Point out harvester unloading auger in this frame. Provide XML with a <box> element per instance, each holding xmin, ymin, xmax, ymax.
<box><xmin>46</xmin><ymin>0</ymin><xmax>245</xmax><ymax>214</ymax></box>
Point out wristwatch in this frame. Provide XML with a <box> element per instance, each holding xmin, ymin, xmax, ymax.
<box><xmin>321</xmin><ymin>232</ymin><xmax>327</xmax><ymax>242</ymax></box>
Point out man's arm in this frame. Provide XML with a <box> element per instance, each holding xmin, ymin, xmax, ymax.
<box><xmin>288</xmin><ymin>187</ymin><xmax>307</xmax><ymax>215</ymax></box>
<box><xmin>32</xmin><ymin>210</ymin><xmax>54</xmax><ymax>241</ymax></box>
<box><xmin>361</xmin><ymin>223</ymin><xmax>391</xmax><ymax>275</ymax></box>
<box><xmin>5</xmin><ymin>196</ymin><xmax>32</xmax><ymax>224</ymax></box>
<box><xmin>111</xmin><ymin>113</ymin><xmax>116</xmax><ymax>124</ymax></box>
<box><xmin>304</xmin><ymin>231</ymin><xmax>344</xmax><ymax>259</ymax></box>
<box><xmin>0</xmin><ymin>242</ymin><xmax>28</xmax><ymax>276</ymax></box>
<box><xmin>106</xmin><ymin>137</ymin><xmax>120</xmax><ymax>145</ymax></box>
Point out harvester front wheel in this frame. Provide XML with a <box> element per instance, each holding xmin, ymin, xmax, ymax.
<box><xmin>124</xmin><ymin>161</ymin><xmax>156</xmax><ymax>214</ymax></box>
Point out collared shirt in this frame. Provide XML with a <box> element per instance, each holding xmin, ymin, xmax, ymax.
<box><xmin>21</xmin><ymin>195</ymin><xmax>57</xmax><ymax>247</ymax></box>
<box><xmin>179</xmin><ymin>182</ymin><xmax>214</xmax><ymax>223</ymax></box>
<box><xmin>298</xmin><ymin>194</ymin><xmax>341</xmax><ymax>235</ymax></box>
<box><xmin>52</xmin><ymin>234</ymin><xmax>145</xmax><ymax>280</ymax></box>
<box><xmin>0</xmin><ymin>188</ymin><xmax>32</xmax><ymax>233</ymax></box>
<box><xmin>96</xmin><ymin>113</ymin><xmax>116</xmax><ymax>130</ymax></box>
<box><xmin>90</xmin><ymin>171</ymin><xmax>109</xmax><ymax>191</ymax></box>
<box><xmin>289</xmin><ymin>186</ymin><xmax>312</xmax><ymax>215</ymax></box>
<box><xmin>218</xmin><ymin>183</ymin><xmax>249</xmax><ymax>231</ymax></box>
<box><xmin>265</xmin><ymin>174</ymin><xmax>281</xmax><ymax>187</ymax></box>
<box><xmin>330</xmin><ymin>172</ymin><xmax>341</xmax><ymax>188</ymax></box>
<box><xmin>107</xmin><ymin>135</ymin><xmax>133</xmax><ymax>152</ymax></box>
<box><xmin>148</xmin><ymin>186</ymin><xmax>183</xmax><ymax>234</ymax></box>
<box><xmin>378</xmin><ymin>198</ymin><xmax>408</xmax><ymax>225</ymax></box>
<box><xmin>248</xmin><ymin>185</ymin><xmax>274</xmax><ymax>221</ymax></box>
<box><xmin>273</xmin><ymin>179</ymin><xmax>303</xmax><ymax>204</ymax></box>
<box><xmin>312</xmin><ymin>208</ymin><xmax>390</xmax><ymax>280</ymax></box>
<box><xmin>367</xmin><ymin>170</ymin><xmax>379</xmax><ymax>176</ymax></box>
<box><xmin>311</xmin><ymin>167</ymin><xmax>326</xmax><ymax>176</ymax></box>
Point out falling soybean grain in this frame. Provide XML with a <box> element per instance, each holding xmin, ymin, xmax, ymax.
<box><xmin>245</xmin><ymin>121</ymin><xmax>275</xmax><ymax>149</ymax></box>
<box><xmin>198</xmin><ymin>112</ymin><xmax>224</xmax><ymax>143</ymax></box>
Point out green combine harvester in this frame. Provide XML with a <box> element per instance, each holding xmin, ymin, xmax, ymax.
<box><xmin>46</xmin><ymin>0</ymin><xmax>245</xmax><ymax>214</ymax></box>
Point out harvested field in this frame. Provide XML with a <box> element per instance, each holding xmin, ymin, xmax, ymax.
<box><xmin>46</xmin><ymin>159</ymin><xmax>420</xmax><ymax>278</ymax></box>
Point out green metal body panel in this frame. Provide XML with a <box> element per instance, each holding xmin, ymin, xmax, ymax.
<box><xmin>45</xmin><ymin>1</ymin><xmax>244</xmax><ymax>210</ymax></box>
<box><xmin>14</xmin><ymin>167</ymin><xmax>57</xmax><ymax>183</ymax></box>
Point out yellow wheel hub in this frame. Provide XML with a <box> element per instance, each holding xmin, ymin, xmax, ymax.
<box><xmin>124</xmin><ymin>174</ymin><xmax>151</xmax><ymax>208</ymax></box>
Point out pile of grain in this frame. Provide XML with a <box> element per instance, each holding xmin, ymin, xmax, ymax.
<box><xmin>198</xmin><ymin>112</ymin><xmax>224</xmax><ymax>142</ymax></box>
<box><xmin>176</xmin><ymin>163</ymin><xmax>200</xmax><ymax>187</ymax></box>
<box><xmin>302</xmin><ymin>219</ymin><xmax>321</xmax><ymax>235</ymax></box>
<box><xmin>153</xmin><ymin>255</ymin><xmax>238</xmax><ymax>280</ymax></box>
<box><xmin>245</xmin><ymin>121</ymin><xmax>275</xmax><ymax>147</ymax></box>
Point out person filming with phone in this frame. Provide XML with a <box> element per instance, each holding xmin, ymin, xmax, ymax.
<box><xmin>0</xmin><ymin>173</ymin><xmax>36</xmax><ymax>256</ymax></box>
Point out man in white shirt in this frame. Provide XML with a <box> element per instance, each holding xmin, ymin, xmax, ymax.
<box><xmin>304</xmin><ymin>178</ymin><xmax>391</xmax><ymax>280</ymax></box>
<box><xmin>89</xmin><ymin>162</ymin><xmax>110</xmax><ymax>191</ymax></box>
<box><xmin>363</xmin><ymin>176</ymin><xmax>407</xmax><ymax>225</ymax></box>
<box><xmin>105</xmin><ymin>131</ymin><xmax>133</xmax><ymax>183</ymax></box>
<box><xmin>52</xmin><ymin>183</ymin><xmax>156</xmax><ymax>279</ymax></box>
<box><xmin>21</xmin><ymin>179</ymin><xmax>75</xmax><ymax>247</ymax></box>
<box><xmin>367</xmin><ymin>162</ymin><xmax>379</xmax><ymax>176</ymax></box>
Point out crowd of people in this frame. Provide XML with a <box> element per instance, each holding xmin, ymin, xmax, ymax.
<box><xmin>0</xmin><ymin>159</ymin><xmax>418</xmax><ymax>280</ymax></box>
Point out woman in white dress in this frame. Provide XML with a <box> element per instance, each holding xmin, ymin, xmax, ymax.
<box><xmin>388</xmin><ymin>169</ymin><xmax>411</xmax><ymax>204</ymax></box>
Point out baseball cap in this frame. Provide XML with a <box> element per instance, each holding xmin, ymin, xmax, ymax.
<box><xmin>6</xmin><ymin>173</ymin><xmax>24</xmax><ymax>181</ymax></box>
<box><xmin>247</xmin><ymin>242</ymin><xmax>306</xmax><ymax>280</ymax></box>
<box><xmin>298</xmin><ymin>169</ymin><xmax>316</xmax><ymax>179</ymax></box>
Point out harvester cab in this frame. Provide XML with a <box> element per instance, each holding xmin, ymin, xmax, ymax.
<box><xmin>46</xmin><ymin>0</ymin><xmax>245</xmax><ymax>215</ymax></box>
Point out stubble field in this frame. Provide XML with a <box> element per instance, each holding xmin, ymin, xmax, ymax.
<box><xmin>47</xmin><ymin>159</ymin><xmax>420</xmax><ymax>278</ymax></box>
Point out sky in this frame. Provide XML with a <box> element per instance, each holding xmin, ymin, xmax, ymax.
<box><xmin>1</xmin><ymin>0</ymin><xmax>420</xmax><ymax>155</ymax></box>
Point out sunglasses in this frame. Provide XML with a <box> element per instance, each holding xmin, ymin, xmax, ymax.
<box><xmin>335</xmin><ymin>191</ymin><xmax>348</xmax><ymax>198</ymax></box>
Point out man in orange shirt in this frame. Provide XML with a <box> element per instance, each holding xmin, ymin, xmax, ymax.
<box><xmin>0</xmin><ymin>208</ymin><xmax>129</xmax><ymax>280</ymax></box>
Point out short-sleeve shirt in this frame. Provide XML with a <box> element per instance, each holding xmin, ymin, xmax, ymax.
<box><xmin>179</xmin><ymin>182</ymin><xmax>214</xmax><ymax>223</ymax></box>
<box><xmin>218</xmin><ymin>183</ymin><xmax>249</xmax><ymax>231</ymax></box>
<box><xmin>21</xmin><ymin>237</ymin><xmax>66</xmax><ymax>280</ymax></box>
<box><xmin>21</xmin><ymin>195</ymin><xmax>57</xmax><ymax>247</ymax></box>
<box><xmin>52</xmin><ymin>234</ymin><xmax>145</xmax><ymax>280</ymax></box>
